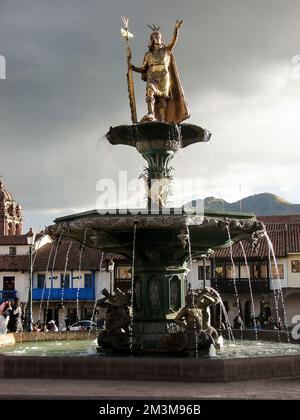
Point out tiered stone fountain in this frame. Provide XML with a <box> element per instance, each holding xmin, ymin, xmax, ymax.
<box><xmin>2</xmin><ymin>21</ymin><xmax>300</xmax><ymax>385</ymax></box>
<box><xmin>47</xmin><ymin>120</ymin><xmax>264</xmax><ymax>353</ymax></box>
<box><xmin>46</xmin><ymin>21</ymin><xmax>264</xmax><ymax>353</ymax></box>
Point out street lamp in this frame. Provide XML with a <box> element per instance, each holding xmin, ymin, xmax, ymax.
<box><xmin>107</xmin><ymin>259</ymin><xmax>115</xmax><ymax>293</ymax></box>
<box><xmin>26</xmin><ymin>229</ymin><xmax>35</xmax><ymax>332</ymax></box>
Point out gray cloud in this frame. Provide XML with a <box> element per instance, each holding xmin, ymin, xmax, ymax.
<box><xmin>1</xmin><ymin>0</ymin><xmax>300</xmax><ymax>231</ymax></box>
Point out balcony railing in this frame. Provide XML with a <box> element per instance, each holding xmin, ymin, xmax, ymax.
<box><xmin>211</xmin><ymin>278</ymin><xmax>270</xmax><ymax>293</ymax></box>
<box><xmin>32</xmin><ymin>288</ymin><xmax>95</xmax><ymax>301</ymax></box>
<box><xmin>0</xmin><ymin>290</ymin><xmax>17</xmax><ymax>300</ymax></box>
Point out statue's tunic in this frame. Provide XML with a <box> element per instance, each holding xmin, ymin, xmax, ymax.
<box><xmin>142</xmin><ymin>47</ymin><xmax>171</xmax><ymax>98</ymax></box>
<box><xmin>139</xmin><ymin>45</ymin><xmax>189</xmax><ymax>123</ymax></box>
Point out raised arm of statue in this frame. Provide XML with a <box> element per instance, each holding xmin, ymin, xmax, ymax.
<box><xmin>174</xmin><ymin>307</ymin><xmax>188</xmax><ymax>329</ymax></box>
<box><xmin>96</xmin><ymin>296</ymin><xmax>109</xmax><ymax>308</ymax></box>
<box><xmin>167</xmin><ymin>20</ymin><xmax>183</xmax><ymax>51</ymax></box>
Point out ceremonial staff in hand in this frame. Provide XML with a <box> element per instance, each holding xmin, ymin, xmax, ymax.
<box><xmin>121</xmin><ymin>16</ymin><xmax>137</xmax><ymax>123</ymax></box>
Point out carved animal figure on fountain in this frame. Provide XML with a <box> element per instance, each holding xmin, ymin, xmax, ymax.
<box><xmin>174</xmin><ymin>291</ymin><xmax>203</xmax><ymax>332</ymax></box>
<box><xmin>96</xmin><ymin>288</ymin><xmax>142</xmax><ymax>352</ymax></box>
<box><xmin>97</xmin><ymin>288</ymin><xmax>131</xmax><ymax>350</ymax></box>
<box><xmin>194</xmin><ymin>288</ymin><xmax>220</xmax><ymax>344</ymax></box>
<box><xmin>160</xmin><ymin>289</ymin><xmax>220</xmax><ymax>352</ymax></box>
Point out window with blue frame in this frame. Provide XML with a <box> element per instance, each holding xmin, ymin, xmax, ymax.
<box><xmin>84</xmin><ymin>273</ymin><xmax>93</xmax><ymax>288</ymax></box>
<box><xmin>37</xmin><ymin>274</ymin><xmax>46</xmax><ymax>288</ymax></box>
<box><xmin>60</xmin><ymin>273</ymin><xmax>70</xmax><ymax>289</ymax></box>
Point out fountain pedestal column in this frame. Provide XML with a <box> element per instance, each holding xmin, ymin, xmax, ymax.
<box><xmin>133</xmin><ymin>265</ymin><xmax>186</xmax><ymax>349</ymax></box>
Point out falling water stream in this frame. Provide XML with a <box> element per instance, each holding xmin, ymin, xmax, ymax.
<box><xmin>35</xmin><ymin>243</ymin><xmax>55</xmax><ymax>341</ymax></box>
<box><xmin>59</xmin><ymin>241</ymin><xmax>73</xmax><ymax>330</ymax></box>
<box><xmin>263</xmin><ymin>227</ymin><xmax>290</xmax><ymax>343</ymax></box>
<box><xmin>185</xmin><ymin>223</ymin><xmax>199</xmax><ymax>358</ymax></box>
<box><xmin>22</xmin><ymin>234</ymin><xmax>45</xmax><ymax>337</ymax></box>
<box><xmin>226</xmin><ymin>224</ymin><xmax>242</xmax><ymax>340</ymax></box>
<box><xmin>76</xmin><ymin>228</ymin><xmax>88</xmax><ymax>322</ymax></box>
<box><xmin>89</xmin><ymin>251</ymin><xmax>105</xmax><ymax>339</ymax></box>
<box><xmin>37</xmin><ymin>244</ymin><xmax>54</xmax><ymax>325</ymax></box>
<box><xmin>239</xmin><ymin>242</ymin><xmax>258</xmax><ymax>341</ymax></box>
<box><xmin>211</xmin><ymin>255</ymin><xmax>226</xmax><ymax>335</ymax></box>
<box><xmin>207</xmin><ymin>286</ymin><xmax>235</xmax><ymax>342</ymax></box>
<box><xmin>45</xmin><ymin>232</ymin><xmax>64</xmax><ymax>328</ymax></box>
<box><xmin>130</xmin><ymin>223</ymin><xmax>137</xmax><ymax>355</ymax></box>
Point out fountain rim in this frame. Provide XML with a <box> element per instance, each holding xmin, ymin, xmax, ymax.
<box><xmin>53</xmin><ymin>208</ymin><xmax>257</xmax><ymax>224</ymax></box>
<box><xmin>0</xmin><ymin>332</ymin><xmax>299</xmax><ymax>383</ymax></box>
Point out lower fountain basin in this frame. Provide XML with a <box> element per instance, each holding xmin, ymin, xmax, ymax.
<box><xmin>1</xmin><ymin>338</ymin><xmax>299</xmax><ymax>359</ymax></box>
<box><xmin>0</xmin><ymin>331</ymin><xmax>299</xmax><ymax>382</ymax></box>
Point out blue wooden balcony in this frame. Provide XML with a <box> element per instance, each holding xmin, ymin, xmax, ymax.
<box><xmin>0</xmin><ymin>290</ymin><xmax>17</xmax><ymax>301</ymax></box>
<box><xmin>32</xmin><ymin>288</ymin><xmax>95</xmax><ymax>301</ymax></box>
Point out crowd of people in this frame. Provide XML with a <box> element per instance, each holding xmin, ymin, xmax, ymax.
<box><xmin>231</xmin><ymin>311</ymin><xmax>283</xmax><ymax>331</ymax></box>
<box><xmin>0</xmin><ymin>298</ymin><xmax>60</xmax><ymax>334</ymax></box>
<box><xmin>0</xmin><ymin>298</ymin><xmax>23</xmax><ymax>334</ymax></box>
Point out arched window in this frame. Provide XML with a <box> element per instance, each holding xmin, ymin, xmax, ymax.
<box><xmin>15</xmin><ymin>223</ymin><xmax>20</xmax><ymax>235</ymax></box>
<box><xmin>8</xmin><ymin>222</ymin><xmax>13</xmax><ymax>236</ymax></box>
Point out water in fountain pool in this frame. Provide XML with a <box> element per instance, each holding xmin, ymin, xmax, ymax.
<box><xmin>1</xmin><ymin>339</ymin><xmax>300</xmax><ymax>359</ymax></box>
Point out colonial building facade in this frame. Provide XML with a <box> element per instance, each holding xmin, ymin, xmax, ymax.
<box><xmin>0</xmin><ymin>180</ymin><xmax>23</xmax><ymax>236</ymax></box>
<box><xmin>1</xmin><ymin>180</ymin><xmax>300</xmax><ymax>329</ymax></box>
<box><xmin>188</xmin><ymin>215</ymin><xmax>300</xmax><ymax>328</ymax></box>
<box><xmin>0</xmin><ymin>181</ymin><xmax>126</xmax><ymax>330</ymax></box>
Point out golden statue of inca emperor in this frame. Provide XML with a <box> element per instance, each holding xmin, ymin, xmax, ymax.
<box><xmin>131</xmin><ymin>20</ymin><xmax>190</xmax><ymax>123</ymax></box>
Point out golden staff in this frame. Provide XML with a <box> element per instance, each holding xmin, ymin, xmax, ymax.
<box><xmin>121</xmin><ymin>16</ymin><xmax>137</xmax><ymax>124</ymax></box>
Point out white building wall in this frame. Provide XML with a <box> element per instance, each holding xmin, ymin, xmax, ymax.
<box><xmin>287</xmin><ymin>254</ymin><xmax>300</xmax><ymax>288</ymax></box>
<box><xmin>32</xmin><ymin>270</ymin><xmax>99</xmax><ymax>289</ymax></box>
<box><xmin>15</xmin><ymin>272</ymin><xmax>29</xmax><ymax>302</ymax></box>
<box><xmin>269</xmin><ymin>257</ymin><xmax>288</xmax><ymax>290</ymax></box>
<box><xmin>0</xmin><ymin>271</ymin><xmax>29</xmax><ymax>302</ymax></box>
<box><xmin>0</xmin><ymin>245</ymin><xmax>30</xmax><ymax>255</ymax></box>
<box><xmin>71</xmin><ymin>270</ymin><xmax>89</xmax><ymax>288</ymax></box>
<box><xmin>187</xmin><ymin>260</ymin><xmax>212</xmax><ymax>290</ymax></box>
<box><xmin>0</xmin><ymin>236</ymin><xmax>52</xmax><ymax>258</ymax></box>
<box><xmin>94</xmin><ymin>270</ymin><xmax>110</xmax><ymax>299</ymax></box>
<box><xmin>34</xmin><ymin>235</ymin><xmax>52</xmax><ymax>251</ymax></box>
<box><xmin>284</xmin><ymin>293</ymin><xmax>300</xmax><ymax>325</ymax></box>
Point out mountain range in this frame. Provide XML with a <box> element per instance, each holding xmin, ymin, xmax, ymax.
<box><xmin>189</xmin><ymin>193</ymin><xmax>300</xmax><ymax>216</ymax></box>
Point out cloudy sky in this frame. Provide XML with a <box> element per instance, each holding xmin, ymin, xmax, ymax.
<box><xmin>1</xmin><ymin>0</ymin><xmax>300</xmax><ymax>231</ymax></box>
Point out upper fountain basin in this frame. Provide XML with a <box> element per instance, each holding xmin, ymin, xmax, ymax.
<box><xmin>46</xmin><ymin>208</ymin><xmax>264</xmax><ymax>262</ymax></box>
<box><xmin>106</xmin><ymin>121</ymin><xmax>211</xmax><ymax>152</ymax></box>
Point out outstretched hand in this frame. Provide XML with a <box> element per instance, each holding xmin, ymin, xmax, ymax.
<box><xmin>175</xmin><ymin>19</ymin><xmax>183</xmax><ymax>29</ymax></box>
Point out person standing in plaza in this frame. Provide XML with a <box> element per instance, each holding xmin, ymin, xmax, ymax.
<box><xmin>7</xmin><ymin>298</ymin><xmax>23</xmax><ymax>333</ymax></box>
<box><xmin>0</xmin><ymin>300</ymin><xmax>11</xmax><ymax>334</ymax></box>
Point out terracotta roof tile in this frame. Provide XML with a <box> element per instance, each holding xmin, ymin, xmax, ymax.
<box><xmin>0</xmin><ymin>233</ymin><xmax>44</xmax><ymax>245</ymax></box>
<box><xmin>0</xmin><ymin>255</ymin><xmax>29</xmax><ymax>271</ymax></box>
<box><xmin>33</xmin><ymin>240</ymin><xmax>125</xmax><ymax>271</ymax></box>
<box><xmin>214</xmin><ymin>215</ymin><xmax>300</xmax><ymax>259</ymax></box>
